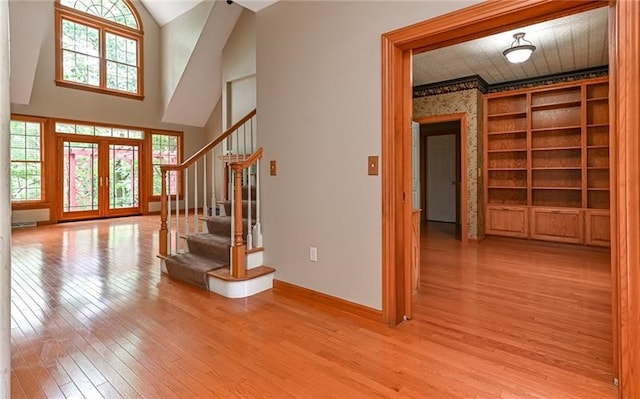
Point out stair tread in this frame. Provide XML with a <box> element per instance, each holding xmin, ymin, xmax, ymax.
<box><xmin>206</xmin><ymin>215</ymin><xmax>248</xmax><ymax>223</ymax></box>
<box><xmin>188</xmin><ymin>233</ymin><xmax>232</xmax><ymax>245</ymax></box>
<box><xmin>166</xmin><ymin>253</ymin><xmax>227</xmax><ymax>272</ymax></box>
<box><xmin>207</xmin><ymin>265</ymin><xmax>275</xmax><ymax>282</ymax></box>
<box><xmin>165</xmin><ymin>253</ymin><xmax>227</xmax><ymax>290</ymax></box>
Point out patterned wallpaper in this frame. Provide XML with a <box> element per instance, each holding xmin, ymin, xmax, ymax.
<box><xmin>413</xmin><ymin>89</ymin><xmax>483</xmax><ymax>240</ymax></box>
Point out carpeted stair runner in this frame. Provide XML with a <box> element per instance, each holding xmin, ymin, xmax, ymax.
<box><xmin>164</xmin><ymin>198</ymin><xmax>255</xmax><ymax>290</ymax></box>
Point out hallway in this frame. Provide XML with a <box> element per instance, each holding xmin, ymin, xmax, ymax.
<box><xmin>9</xmin><ymin>217</ymin><xmax>617</xmax><ymax>398</ymax></box>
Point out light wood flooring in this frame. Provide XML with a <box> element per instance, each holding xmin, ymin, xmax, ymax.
<box><xmin>10</xmin><ymin>216</ymin><xmax>617</xmax><ymax>398</ymax></box>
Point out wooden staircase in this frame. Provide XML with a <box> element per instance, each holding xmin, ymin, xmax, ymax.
<box><xmin>159</xmin><ymin>109</ymin><xmax>275</xmax><ymax>298</ymax></box>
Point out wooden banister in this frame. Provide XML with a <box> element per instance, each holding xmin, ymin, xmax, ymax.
<box><xmin>229</xmin><ymin>147</ymin><xmax>263</xmax><ymax>278</ymax></box>
<box><xmin>159</xmin><ymin>109</ymin><xmax>256</xmax><ymax>258</ymax></box>
<box><xmin>230</xmin><ymin>148</ymin><xmax>263</xmax><ymax>171</ymax></box>
<box><xmin>161</xmin><ymin>109</ymin><xmax>256</xmax><ymax>173</ymax></box>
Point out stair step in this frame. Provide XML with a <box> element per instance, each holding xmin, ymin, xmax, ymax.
<box><xmin>206</xmin><ymin>216</ymin><xmax>249</xmax><ymax>237</ymax></box>
<box><xmin>207</xmin><ymin>265</ymin><xmax>275</xmax><ymax>282</ymax></box>
<box><xmin>186</xmin><ymin>233</ymin><xmax>231</xmax><ymax>260</ymax></box>
<box><xmin>246</xmin><ymin>246</ymin><xmax>264</xmax><ymax>254</ymax></box>
<box><xmin>165</xmin><ymin>253</ymin><xmax>227</xmax><ymax>290</ymax></box>
<box><xmin>221</xmin><ymin>200</ymin><xmax>257</xmax><ymax>217</ymax></box>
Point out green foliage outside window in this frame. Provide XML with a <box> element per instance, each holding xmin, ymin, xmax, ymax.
<box><xmin>152</xmin><ymin>134</ymin><xmax>179</xmax><ymax>196</ymax></box>
<box><xmin>10</xmin><ymin>120</ymin><xmax>43</xmax><ymax>202</ymax></box>
<box><xmin>58</xmin><ymin>0</ymin><xmax>141</xmax><ymax>95</ymax></box>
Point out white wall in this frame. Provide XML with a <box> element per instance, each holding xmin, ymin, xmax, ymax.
<box><xmin>160</xmin><ymin>1</ymin><xmax>214</xmax><ymax>111</ymax></box>
<box><xmin>0</xmin><ymin>2</ymin><xmax>11</xmax><ymax>397</ymax></box>
<box><xmin>9</xmin><ymin>0</ymin><xmax>205</xmax><ymax>222</ymax></box>
<box><xmin>256</xmin><ymin>1</ymin><xmax>478</xmax><ymax>309</ymax></box>
<box><xmin>222</xmin><ymin>10</ymin><xmax>256</xmax><ymax>129</ymax></box>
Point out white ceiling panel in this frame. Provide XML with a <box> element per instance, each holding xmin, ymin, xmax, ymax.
<box><xmin>413</xmin><ymin>7</ymin><xmax>609</xmax><ymax>86</ymax></box>
<box><xmin>141</xmin><ymin>0</ymin><xmax>278</xmax><ymax>26</ymax></box>
<box><xmin>140</xmin><ymin>0</ymin><xmax>203</xmax><ymax>26</ymax></box>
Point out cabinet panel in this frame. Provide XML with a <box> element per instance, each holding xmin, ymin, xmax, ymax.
<box><xmin>585</xmin><ymin>210</ymin><xmax>610</xmax><ymax>247</ymax></box>
<box><xmin>530</xmin><ymin>208</ymin><xmax>584</xmax><ymax>244</ymax></box>
<box><xmin>486</xmin><ymin>206</ymin><xmax>527</xmax><ymax>238</ymax></box>
<box><xmin>484</xmin><ymin>78</ymin><xmax>610</xmax><ymax>245</ymax></box>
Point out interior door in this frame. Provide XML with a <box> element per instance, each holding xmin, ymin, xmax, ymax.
<box><xmin>60</xmin><ymin>138</ymin><xmax>141</xmax><ymax>220</ymax></box>
<box><xmin>426</xmin><ymin>134</ymin><xmax>456</xmax><ymax>222</ymax></box>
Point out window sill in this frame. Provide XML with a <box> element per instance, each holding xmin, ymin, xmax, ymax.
<box><xmin>55</xmin><ymin>80</ymin><xmax>144</xmax><ymax>101</ymax></box>
<box><xmin>12</xmin><ymin>201</ymin><xmax>51</xmax><ymax>211</ymax></box>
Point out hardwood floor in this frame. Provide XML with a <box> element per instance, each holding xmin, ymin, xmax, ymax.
<box><xmin>10</xmin><ymin>217</ymin><xmax>617</xmax><ymax>398</ymax></box>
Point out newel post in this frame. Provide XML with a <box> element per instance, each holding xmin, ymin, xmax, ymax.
<box><xmin>231</xmin><ymin>165</ymin><xmax>246</xmax><ymax>278</ymax></box>
<box><xmin>159</xmin><ymin>168</ymin><xmax>168</xmax><ymax>256</ymax></box>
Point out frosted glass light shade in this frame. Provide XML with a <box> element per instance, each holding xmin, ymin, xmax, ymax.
<box><xmin>503</xmin><ymin>32</ymin><xmax>536</xmax><ymax>64</ymax></box>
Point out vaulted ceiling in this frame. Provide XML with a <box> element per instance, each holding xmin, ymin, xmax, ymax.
<box><xmin>140</xmin><ymin>0</ymin><xmax>278</xmax><ymax>26</ymax></box>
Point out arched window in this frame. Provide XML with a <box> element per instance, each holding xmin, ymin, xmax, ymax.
<box><xmin>55</xmin><ymin>0</ymin><xmax>144</xmax><ymax>99</ymax></box>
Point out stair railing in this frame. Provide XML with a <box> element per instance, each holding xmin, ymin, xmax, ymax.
<box><xmin>159</xmin><ymin>109</ymin><xmax>257</xmax><ymax>257</ymax></box>
<box><xmin>229</xmin><ymin>148</ymin><xmax>263</xmax><ymax>278</ymax></box>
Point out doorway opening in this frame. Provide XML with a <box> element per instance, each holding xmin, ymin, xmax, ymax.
<box><xmin>415</xmin><ymin>115</ymin><xmax>466</xmax><ymax>242</ymax></box>
<box><xmin>419</xmin><ymin>119</ymin><xmax>462</xmax><ymax>240</ymax></box>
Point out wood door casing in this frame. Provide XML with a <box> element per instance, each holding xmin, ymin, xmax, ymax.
<box><xmin>58</xmin><ymin>136</ymin><xmax>142</xmax><ymax>221</ymax></box>
<box><xmin>381</xmin><ymin>2</ymin><xmax>640</xmax><ymax>396</ymax></box>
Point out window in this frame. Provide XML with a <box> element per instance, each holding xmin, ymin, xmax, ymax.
<box><xmin>55</xmin><ymin>121</ymin><xmax>144</xmax><ymax>139</ymax></box>
<box><xmin>55</xmin><ymin>0</ymin><xmax>143</xmax><ymax>98</ymax></box>
<box><xmin>10</xmin><ymin>118</ymin><xmax>45</xmax><ymax>203</ymax></box>
<box><xmin>151</xmin><ymin>132</ymin><xmax>182</xmax><ymax>197</ymax></box>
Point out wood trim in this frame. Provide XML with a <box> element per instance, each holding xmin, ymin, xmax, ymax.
<box><xmin>483</xmin><ymin>76</ymin><xmax>609</xmax><ymax>99</ymax></box>
<box><xmin>208</xmin><ymin>265</ymin><xmax>274</xmax><ymax>282</ymax></box>
<box><xmin>8</xmin><ymin>115</ymin><xmax>48</xmax><ymax>207</ymax></box>
<box><xmin>613</xmin><ymin>1</ymin><xmax>640</xmax><ymax>396</ymax></box>
<box><xmin>147</xmin><ymin>129</ymin><xmax>184</xmax><ymax>203</ymax></box>
<box><xmin>273</xmin><ymin>280</ymin><xmax>382</xmax><ymax>322</ymax></box>
<box><xmin>54</xmin><ymin>4</ymin><xmax>144</xmax><ymax>99</ymax></box>
<box><xmin>381</xmin><ymin>2</ymin><xmax>631</xmax><ymax>387</ymax></box>
<box><xmin>608</xmin><ymin>1</ymin><xmax>620</xmax><ymax>386</ymax></box>
<box><xmin>385</xmin><ymin>0</ymin><xmax>607</xmax><ymax>52</ymax></box>
<box><xmin>230</xmin><ymin>147</ymin><xmax>263</xmax><ymax>170</ymax></box>
<box><xmin>414</xmin><ymin>113</ymin><xmax>468</xmax><ymax>244</ymax></box>
<box><xmin>11</xmin><ymin>202</ymin><xmax>51</xmax><ymax>211</ymax></box>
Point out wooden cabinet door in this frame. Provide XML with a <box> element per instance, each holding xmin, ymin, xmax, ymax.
<box><xmin>585</xmin><ymin>210</ymin><xmax>611</xmax><ymax>247</ymax></box>
<box><xmin>530</xmin><ymin>208</ymin><xmax>584</xmax><ymax>244</ymax></box>
<box><xmin>485</xmin><ymin>206</ymin><xmax>528</xmax><ymax>238</ymax></box>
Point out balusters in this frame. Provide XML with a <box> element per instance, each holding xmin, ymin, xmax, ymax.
<box><xmin>194</xmin><ymin>161</ymin><xmax>199</xmax><ymax>234</ymax></box>
<box><xmin>246</xmin><ymin>163</ymin><xmax>253</xmax><ymax>250</ymax></box>
<box><xmin>158</xmin><ymin>109</ymin><xmax>260</xmax><ymax>273</ymax></box>
<box><xmin>254</xmin><ymin>158</ymin><xmax>263</xmax><ymax>248</ymax></box>
<box><xmin>166</xmin><ymin>172</ymin><xmax>171</xmax><ymax>255</ymax></box>
<box><xmin>174</xmin><ymin>171</ymin><xmax>179</xmax><ymax>254</ymax></box>
<box><xmin>203</xmin><ymin>155</ymin><xmax>208</xmax><ymax>231</ymax></box>
<box><xmin>184</xmin><ymin>169</ymin><xmax>189</xmax><ymax>243</ymax></box>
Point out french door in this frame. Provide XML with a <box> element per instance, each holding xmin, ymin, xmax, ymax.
<box><xmin>59</xmin><ymin>137</ymin><xmax>141</xmax><ymax>220</ymax></box>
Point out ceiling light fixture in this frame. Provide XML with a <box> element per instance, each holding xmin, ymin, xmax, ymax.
<box><xmin>503</xmin><ymin>32</ymin><xmax>536</xmax><ymax>64</ymax></box>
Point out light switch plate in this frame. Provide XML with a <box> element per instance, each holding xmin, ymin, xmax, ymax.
<box><xmin>368</xmin><ymin>156</ymin><xmax>379</xmax><ymax>176</ymax></box>
<box><xmin>270</xmin><ymin>160</ymin><xmax>277</xmax><ymax>176</ymax></box>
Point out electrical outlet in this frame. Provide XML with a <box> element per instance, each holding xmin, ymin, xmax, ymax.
<box><xmin>309</xmin><ymin>246</ymin><xmax>317</xmax><ymax>262</ymax></box>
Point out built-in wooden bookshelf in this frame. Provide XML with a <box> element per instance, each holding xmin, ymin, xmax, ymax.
<box><xmin>483</xmin><ymin>78</ymin><xmax>610</xmax><ymax>246</ymax></box>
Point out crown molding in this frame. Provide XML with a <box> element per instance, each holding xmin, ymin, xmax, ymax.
<box><xmin>413</xmin><ymin>66</ymin><xmax>609</xmax><ymax>98</ymax></box>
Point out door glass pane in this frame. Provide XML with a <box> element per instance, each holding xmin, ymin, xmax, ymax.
<box><xmin>109</xmin><ymin>144</ymin><xmax>139</xmax><ymax>209</ymax></box>
<box><xmin>63</xmin><ymin>141</ymin><xmax>98</xmax><ymax>212</ymax></box>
